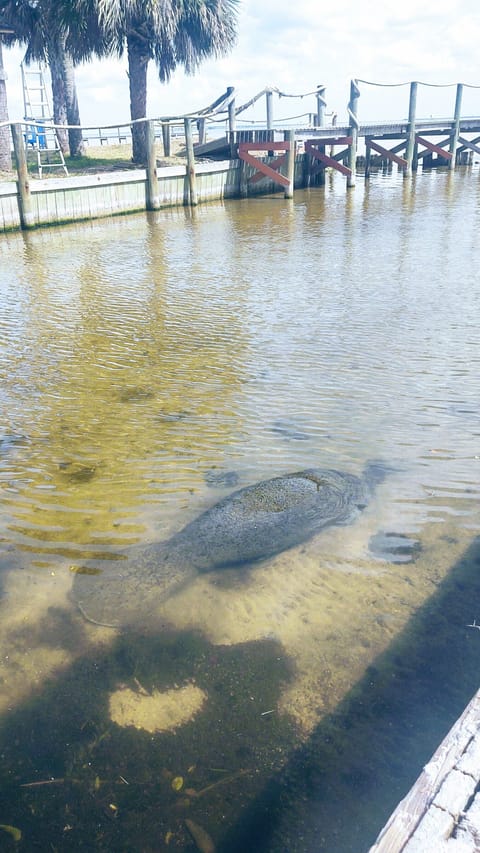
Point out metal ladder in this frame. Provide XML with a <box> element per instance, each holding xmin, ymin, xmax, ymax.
<box><xmin>21</xmin><ymin>62</ymin><xmax>68</xmax><ymax>178</ymax></box>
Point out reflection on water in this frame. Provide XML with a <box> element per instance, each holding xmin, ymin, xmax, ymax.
<box><xmin>0</xmin><ymin>167</ymin><xmax>480</xmax><ymax>852</ymax></box>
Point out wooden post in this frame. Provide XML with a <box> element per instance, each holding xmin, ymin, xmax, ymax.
<box><xmin>284</xmin><ymin>129</ymin><xmax>295</xmax><ymax>199</ymax></box>
<box><xmin>227</xmin><ymin>86</ymin><xmax>236</xmax><ymax>158</ymax></box>
<box><xmin>405</xmin><ymin>81</ymin><xmax>418</xmax><ymax>176</ymax></box>
<box><xmin>266</xmin><ymin>88</ymin><xmax>275</xmax><ymax>155</ymax></box>
<box><xmin>303</xmin><ymin>147</ymin><xmax>311</xmax><ymax>188</ymax></box>
<box><xmin>266</xmin><ymin>89</ymin><xmax>274</xmax><ymax>130</ymax></box>
<box><xmin>197</xmin><ymin>118</ymin><xmax>206</xmax><ymax>145</ymax></box>
<box><xmin>239</xmin><ymin>156</ymin><xmax>248</xmax><ymax>198</ymax></box>
<box><xmin>316</xmin><ymin>86</ymin><xmax>326</xmax><ymax>127</ymax></box>
<box><xmin>365</xmin><ymin>137</ymin><xmax>372</xmax><ymax>179</ymax></box>
<box><xmin>161</xmin><ymin>122</ymin><xmax>171</xmax><ymax>157</ymax></box>
<box><xmin>11</xmin><ymin>122</ymin><xmax>35</xmax><ymax>229</ymax></box>
<box><xmin>412</xmin><ymin>139</ymin><xmax>419</xmax><ymax>172</ymax></box>
<box><xmin>317</xmin><ymin>145</ymin><xmax>325</xmax><ymax>186</ymax></box>
<box><xmin>184</xmin><ymin>117</ymin><xmax>197</xmax><ymax>206</ymax></box>
<box><xmin>449</xmin><ymin>83</ymin><xmax>463</xmax><ymax>170</ymax></box>
<box><xmin>347</xmin><ymin>79</ymin><xmax>360</xmax><ymax>188</ymax></box>
<box><xmin>145</xmin><ymin>119</ymin><xmax>160</xmax><ymax>210</ymax></box>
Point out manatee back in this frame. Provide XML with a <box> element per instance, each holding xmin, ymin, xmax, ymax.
<box><xmin>71</xmin><ymin>467</ymin><xmax>369</xmax><ymax>627</ymax></box>
<box><xmin>167</xmin><ymin>468</ymin><xmax>367</xmax><ymax>570</ymax></box>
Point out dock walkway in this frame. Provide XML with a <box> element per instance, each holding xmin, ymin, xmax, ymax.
<box><xmin>194</xmin><ymin>117</ymin><xmax>480</xmax><ymax>159</ymax></box>
<box><xmin>369</xmin><ymin>688</ymin><xmax>480</xmax><ymax>852</ymax></box>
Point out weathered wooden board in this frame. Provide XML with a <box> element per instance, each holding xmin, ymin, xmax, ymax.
<box><xmin>369</xmin><ymin>688</ymin><xmax>480</xmax><ymax>853</ymax></box>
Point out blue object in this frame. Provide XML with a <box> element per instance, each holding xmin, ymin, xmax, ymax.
<box><xmin>25</xmin><ymin>125</ymin><xmax>47</xmax><ymax>149</ymax></box>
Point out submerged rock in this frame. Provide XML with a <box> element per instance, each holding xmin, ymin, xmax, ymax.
<box><xmin>204</xmin><ymin>469</ymin><xmax>240</xmax><ymax>488</ymax></box>
<box><xmin>369</xmin><ymin>531</ymin><xmax>421</xmax><ymax>564</ymax></box>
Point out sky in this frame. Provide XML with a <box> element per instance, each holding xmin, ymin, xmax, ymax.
<box><xmin>2</xmin><ymin>0</ymin><xmax>480</xmax><ymax>133</ymax></box>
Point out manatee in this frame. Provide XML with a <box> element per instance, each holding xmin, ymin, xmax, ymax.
<box><xmin>72</xmin><ymin>466</ymin><xmax>383</xmax><ymax>628</ymax></box>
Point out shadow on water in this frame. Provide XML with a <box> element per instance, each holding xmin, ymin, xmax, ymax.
<box><xmin>0</xmin><ymin>619</ymin><xmax>296</xmax><ymax>852</ymax></box>
<box><xmin>1</xmin><ymin>537</ymin><xmax>480</xmax><ymax>852</ymax></box>
<box><xmin>218</xmin><ymin>535</ymin><xmax>480</xmax><ymax>853</ymax></box>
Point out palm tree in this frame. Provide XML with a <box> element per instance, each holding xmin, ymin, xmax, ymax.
<box><xmin>73</xmin><ymin>0</ymin><xmax>239</xmax><ymax>164</ymax></box>
<box><xmin>0</xmin><ymin>0</ymin><xmax>85</xmax><ymax>157</ymax></box>
<box><xmin>0</xmin><ymin>34</ymin><xmax>12</xmax><ymax>170</ymax></box>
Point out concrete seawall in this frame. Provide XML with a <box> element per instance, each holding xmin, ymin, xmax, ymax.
<box><xmin>0</xmin><ymin>156</ymin><xmax>306</xmax><ymax>233</ymax></box>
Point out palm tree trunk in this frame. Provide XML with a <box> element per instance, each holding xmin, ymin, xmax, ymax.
<box><xmin>48</xmin><ymin>39</ymin><xmax>69</xmax><ymax>155</ymax></box>
<box><xmin>48</xmin><ymin>37</ymin><xmax>84</xmax><ymax>157</ymax></box>
<box><xmin>0</xmin><ymin>41</ymin><xmax>12</xmax><ymax>171</ymax></box>
<box><xmin>127</xmin><ymin>34</ymin><xmax>149</xmax><ymax>165</ymax></box>
<box><xmin>61</xmin><ymin>51</ymin><xmax>84</xmax><ymax>157</ymax></box>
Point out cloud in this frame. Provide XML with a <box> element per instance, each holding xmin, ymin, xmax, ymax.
<box><xmin>2</xmin><ymin>0</ymin><xmax>480</xmax><ymax>130</ymax></box>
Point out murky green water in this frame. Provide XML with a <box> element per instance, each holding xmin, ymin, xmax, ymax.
<box><xmin>1</xmin><ymin>167</ymin><xmax>480</xmax><ymax>852</ymax></box>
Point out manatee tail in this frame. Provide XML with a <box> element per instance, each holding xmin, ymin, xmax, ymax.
<box><xmin>70</xmin><ymin>542</ymin><xmax>195</xmax><ymax>628</ymax></box>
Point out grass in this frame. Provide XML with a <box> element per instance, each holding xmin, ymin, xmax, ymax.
<box><xmin>1</xmin><ymin>141</ymin><xmax>188</xmax><ymax>182</ymax></box>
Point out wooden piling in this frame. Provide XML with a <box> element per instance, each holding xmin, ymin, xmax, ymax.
<box><xmin>449</xmin><ymin>83</ymin><xmax>463</xmax><ymax>170</ymax></box>
<box><xmin>239</xmin><ymin>156</ymin><xmax>248</xmax><ymax>198</ymax></box>
<box><xmin>161</xmin><ymin>122</ymin><xmax>171</xmax><ymax>157</ymax></box>
<box><xmin>266</xmin><ymin>89</ymin><xmax>274</xmax><ymax>130</ymax></box>
<box><xmin>145</xmin><ymin>120</ymin><xmax>160</xmax><ymax>210</ymax></box>
<box><xmin>317</xmin><ymin>146</ymin><xmax>326</xmax><ymax>186</ymax></box>
<box><xmin>412</xmin><ymin>138</ymin><xmax>419</xmax><ymax>172</ymax></box>
<box><xmin>364</xmin><ymin>137</ymin><xmax>372</xmax><ymax>179</ymax></box>
<box><xmin>405</xmin><ymin>81</ymin><xmax>418</xmax><ymax>176</ymax></box>
<box><xmin>284</xmin><ymin>130</ymin><xmax>295</xmax><ymax>198</ymax></box>
<box><xmin>227</xmin><ymin>86</ymin><xmax>236</xmax><ymax>158</ymax></box>
<box><xmin>316</xmin><ymin>86</ymin><xmax>326</xmax><ymax>127</ymax></box>
<box><xmin>184</xmin><ymin>118</ymin><xmax>197</xmax><ymax>206</ymax></box>
<box><xmin>303</xmin><ymin>145</ymin><xmax>312</xmax><ymax>188</ymax></box>
<box><xmin>266</xmin><ymin>89</ymin><xmax>275</xmax><ymax>156</ymax></box>
<box><xmin>197</xmin><ymin>118</ymin><xmax>206</xmax><ymax>145</ymax></box>
<box><xmin>11</xmin><ymin>122</ymin><xmax>35</xmax><ymax>229</ymax></box>
<box><xmin>347</xmin><ymin>79</ymin><xmax>360</xmax><ymax>188</ymax></box>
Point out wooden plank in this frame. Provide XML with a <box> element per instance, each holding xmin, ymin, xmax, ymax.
<box><xmin>305</xmin><ymin>142</ymin><xmax>352</xmax><ymax>177</ymax></box>
<box><xmin>305</xmin><ymin>136</ymin><xmax>352</xmax><ymax>147</ymax></box>
<box><xmin>415</xmin><ymin>135</ymin><xmax>452</xmax><ymax>159</ymax></box>
<box><xmin>249</xmin><ymin>154</ymin><xmax>287</xmax><ymax>184</ymax></box>
<box><xmin>193</xmin><ymin>135</ymin><xmax>229</xmax><ymax>157</ymax></box>
<box><xmin>432</xmin><ymin>768</ymin><xmax>477</xmax><ymax>815</ymax></box>
<box><xmin>302</xmin><ymin>118</ymin><xmax>480</xmax><ymax>142</ymax></box>
<box><xmin>369</xmin><ymin>688</ymin><xmax>480</xmax><ymax>853</ymax></box>
<box><xmin>238</xmin><ymin>150</ymin><xmax>290</xmax><ymax>187</ymax></box>
<box><xmin>453</xmin><ymin>791</ymin><xmax>480</xmax><ymax>847</ymax></box>
<box><xmin>367</xmin><ymin>140</ymin><xmax>408</xmax><ymax>167</ymax></box>
<box><xmin>458</xmin><ymin>136</ymin><xmax>480</xmax><ymax>155</ymax></box>
<box><xmin>416</xmin><ymin>136</ymin><xmax>450</xmax><ymax>161</ymax></box>
<box><xmin>29</xmin><ymin>169</ymin><xmax>147</xmax><ymax>192</ymax></box>
<box><xmin>238</xmin><ymin>141</ymin><xmax>290</xmax><ymax>152</ymax></box>
<box><xmin>456</xmin><ymin>729</ymin><xmax>480</xmax><ymax>775</ymax></box>
<box><xmin>403</xmin><ymin>804</ymin><xmax>455</xmax><ymax>851</ymax></box>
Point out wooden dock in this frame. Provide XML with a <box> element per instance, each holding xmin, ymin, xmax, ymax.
<box><xmin>194</xmin><ymin>80</ymin><xmax>480</xmax><ymax>187</ymax></box>
<box><xmin>369</xmin><ymin>687</ymin><xmax>480</xmax><ymax>852</ymax></box>
<box><xmin>196</xmin><ymin>116</ymin><xmax>480</xmax><ymax>185</ymax></box>
<box><xmin>3</xmin><ymin>75</ymin><xmax>480</xmax><ymax>230</ymax></box>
